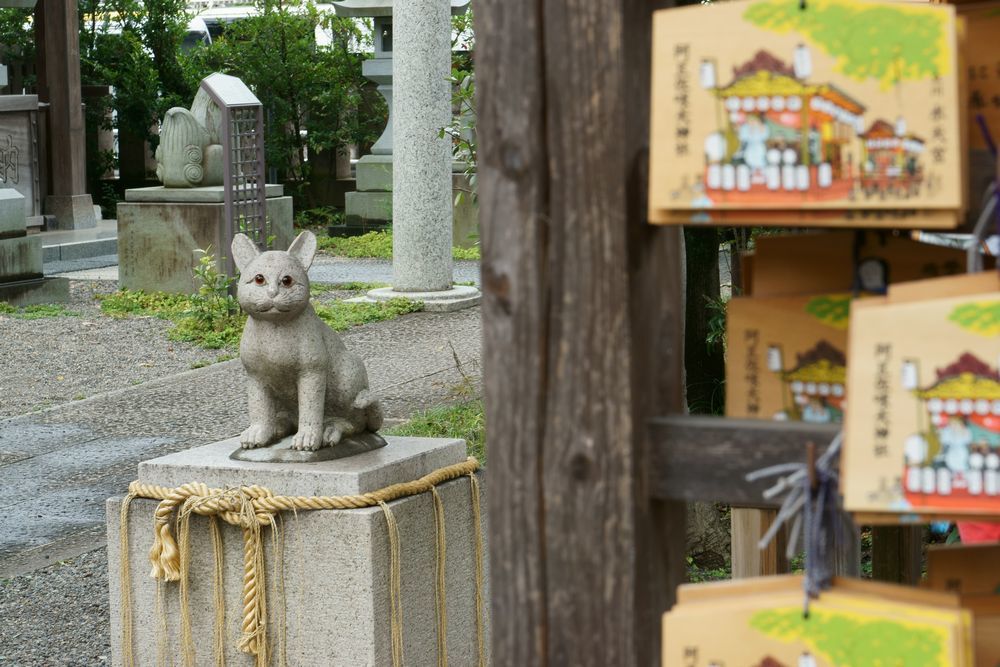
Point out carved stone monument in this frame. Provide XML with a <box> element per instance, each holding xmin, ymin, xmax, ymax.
<box><xmin>153</xmin><ymin>88</ymin><xmax>225</xmax><ymax>188</ymax></box>
<box><xmin>228</xmin><ymin>230</ymin><xmax>388</xmax><ymax>462</ymax></box>
<box><xmin>117</xmin><ymin>73</ymin><xmax>294</xmax><ymax>293</ymax></box>
<box><xmin>0</xmin><ymin>188</ymin><xmax>68</xmax><ymax>304</ymax></box>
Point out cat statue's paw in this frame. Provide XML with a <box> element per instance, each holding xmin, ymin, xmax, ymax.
<box><xmin>241</xmin><ymin>423</ymin><xmax>279</xmax><ymax>449</ymax></box>
<box><xmin>291</xmin><ymin>426</ymin><xmax>324</xmax><ymax>451</ymax></box>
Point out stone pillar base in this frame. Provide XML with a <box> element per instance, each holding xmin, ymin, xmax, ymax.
<box><xmin>45</xmin><ymin>194</ymin><xmax>97</xmax><ymax>231</ymax></box>
<box><xmin>116</xmin><ymin>185</ymin><xmax>294</xmax><ymax>294</ymax></box>
<box><xmin>106</xmin><ymin>435</ymin><xmax>489</xmax><ymax>666</ymax></box>
<box><xmin>0</xmin><ymin>276</ymin><xmax>69</xmax><ymax>305</ymax></box>
<box><xmin>347</xmin><ymin>284</ymin><xmax>482</xmax><ymax>313</ymax></box>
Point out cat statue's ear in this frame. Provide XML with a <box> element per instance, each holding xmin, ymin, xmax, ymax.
<box><xmin>232</xmin><ymin>233</ymin><xmax>261</xmax><ymax>273</ymax></box>
<box><xmin>288</xmin><ymin>231</ymin><xmax>318</xmax><ymax>270</ymax></box>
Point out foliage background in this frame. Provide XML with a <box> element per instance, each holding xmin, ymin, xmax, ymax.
<box><xmin>0</xmin><ymin>0</ymin><xmax>387</xmax><ymax>210</ymax></box>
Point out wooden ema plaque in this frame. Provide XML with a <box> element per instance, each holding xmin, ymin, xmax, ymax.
<box><xmin>649</xmin><ymin>0</ymin><xmax>964</xmax><ymax>228</ymax></box>
<box><xmin>726</xmin><ymin>232</ymin><xmax>972</xmax><ymax>425</ymax></box>
<box><xmin>843</xmin><ymin>273</ymin><xmax>1000</xmax><ymax>522</ymax></box>
<box><xmin>662</xmin><ymin>575</ymin><xmax>974</xmax><ymax>666</ymax></box>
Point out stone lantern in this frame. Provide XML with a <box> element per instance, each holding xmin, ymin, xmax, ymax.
<box><xmin>332</xmin><ymin>0</ymin><xmax>470</xmax><ymax>234</ymax></box>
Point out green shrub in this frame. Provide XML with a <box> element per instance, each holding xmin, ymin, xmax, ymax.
<box><xmin>388</xmin><ymin>399</ymin><xmax>485</xmax><ymax>464</ymax></box>
<box><xmin>317</xmin><ymin>230</ymin><xmax>481</xmax><ymax>261</ymax></box>
<box><xmin>314</xmin><ymin>298</ymin><xmax>423</xmax><ymax>331</ymax></box>
<box><xmin>0</xmin><ymin>303</ymin><xmax>80</xmax><ymax>319</ymax></box>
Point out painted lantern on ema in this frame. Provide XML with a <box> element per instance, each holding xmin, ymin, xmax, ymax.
<box><xmin>701</xmin><ymin>49</ymin><xmax>868</xmax><ymax>202</ymax></box>
<box><xmin>902</xmin><ymin>353</ymin><xmax>1000</xmax><ymax>511</ymax></box>
<box><xmin>767</xmin><ymin>340</ymin><xmax>846</xmax><ymax>424</ymax></box>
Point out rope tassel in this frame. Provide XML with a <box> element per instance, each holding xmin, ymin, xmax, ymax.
<box><xmin>120</xmin><ymin>457</ymin><xmax>483</xmax><ymax>667</ymax></box>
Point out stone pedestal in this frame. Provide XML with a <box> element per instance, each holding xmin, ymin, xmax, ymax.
<box><xmin>45</xmin><ymin>193</ymin><xmax>97</xmax><ymax>230</ymax></box>
<box><xmin>344</xmin><ymin>154</ymin><xmax>394</xmax><ymax>232</ymax></box>
<box><xmin>0</xmin><ymin>95</ymin><xmax>44</xmax><ymax>227</ymax></box>
<box><xmin>107</xmin><ymin>435</ymin><xmax>488</xmax><ymax>667</ymax></box>
<box><xmin>0</xmin><ymin>188</ymin><xmax>68</xmax><ymax>305</ymax></box>
<box><xmin>116</xmin><ymin>185</ymin><xmax>294</xmax><ymax>294</ymax></box>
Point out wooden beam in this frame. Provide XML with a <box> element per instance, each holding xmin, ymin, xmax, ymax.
<box><xmin>477</xmin><ymin>0</ymin><xmax>681</xmax><ymax>664</ymax></box>
<box><xmin>648</xmin><ymin>416</ymin><xmax>840</xmax><ymax>506</ymax></box>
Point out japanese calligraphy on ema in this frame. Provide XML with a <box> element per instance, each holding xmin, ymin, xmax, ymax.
<box><xmin>744</xmin><ymin>328</ymin><xmax>761</xmax><ymax>416</ymax></box>
<box><xmin>674</xmin><ymin>43</ymin><xmax>691</xmax><ymax>157</ymax></box>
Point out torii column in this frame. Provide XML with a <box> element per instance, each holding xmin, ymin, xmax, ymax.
<box><xmin>36</xmin><ymin>0</ymin><xmax>96</xmax><ymax>229</ymax></box>
<box><xmin>362</xmin><ymin>0</ymin><xmax>480</xmax><ymax>311</ymax></box>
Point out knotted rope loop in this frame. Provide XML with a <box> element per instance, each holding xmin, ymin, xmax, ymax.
<box><xmin>746</xmin><ymin>433</ymin><xmax>843</xmax><ymax>616</ymax></box>
<box><xmin>122</xmin><ymin>457</ymin><xmax>482</xmax><ymax>665</ymax></box>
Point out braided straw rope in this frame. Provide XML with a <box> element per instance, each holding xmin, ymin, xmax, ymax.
<box><xmin>119</xmin><ymin>456</ymin><xmax>481</xmax><ymax>667</ymax></box>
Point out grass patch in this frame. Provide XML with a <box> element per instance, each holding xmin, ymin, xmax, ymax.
<box><xmin>317</xmin><ymin>231</ymin><xmax>393</xmax><ymax>258</ymax></box>
<box><xmin>686</xmin><ymin>558</ymin><xmax>731</xmax><ymax>583</ymax></box>
<box><xmin>99</xmin><ymin>290</ymin><xmax>244</xmax><ymax>350</ymax></box>
<box><xmin>317</xmin><ymin>230</ymin><xmax>480</xmax><ymax>261</ymax></box>
<box><xmin>99</xmin><ymin>290</ymin><xmax>423</xmax><ymax>351</ymax></box>
<box><xmin>452</xmin><ymin>245</ymin><xmax>480</xmax><ymax>261</ymax></box>
<box><xmin>97</xmin><ymin>291</ymin><xmax>190</xmax><ymax>319</ymax></box>
<box><xmin>315</xmin><ymin>298</ymin><xmax>423</xmax><ymax>331</ymax></box>
<box><xmin>387</xmin><ymin>398</ymin><xmax>485</xmax><ymax>464</ymax></box>
<box><xmin>0</xmin><ymin>303</ymin><xmax>80</xmax><ymax>319</ymax></box>
<box><xmin>310</xmin><ymin>281</ymin><xmax>388</xmax><ymax>295</ymax></box>
<box><xmin>190</xmin><ymin>353</ymin><xmax>237</xmax><ymax>370</ymax></box>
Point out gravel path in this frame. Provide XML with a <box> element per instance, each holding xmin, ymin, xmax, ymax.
<box><xmin>0</xmin><ymin>281</ymin><xmax>223</xmax><ymax>419</ymax></box>
<box><xmin>0</xmin><ymin>550</ymin><xmax>110</xmax><ymax>666</ymax></box>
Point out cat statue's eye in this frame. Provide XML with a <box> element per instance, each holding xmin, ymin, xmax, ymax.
<box><xmin>254</xmin><ymin>274</ymin><xmax>265</xmax><ymax>285</ymax></box>
<box><xmin>281</xmin><ymin>276</ymin><xmax>293</xmax><ymax>287</ymax></box>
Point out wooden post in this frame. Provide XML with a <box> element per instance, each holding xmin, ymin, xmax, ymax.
<box><xmin>39</xmin><ymin>0</ymin><xmax>87</xmax><ymax>196</ymax></box>
<box><xmin>871</xmin><ymin>526</ymin><xmax>923</xmax><ymax>585</ymax></box>
<box><xmin>731</xmin><ymin>509</ymin><xmax>787</xmax><ymax>578</ymax></box>
<box><xmin>476</xmin><ymin>0</ymin><xmax>684</xmax><ymax>664</ymax></box>
<box><xmin>36</xmin><ymin>0</ymin><xmax>95</xmax><ymax>228</ymax></box>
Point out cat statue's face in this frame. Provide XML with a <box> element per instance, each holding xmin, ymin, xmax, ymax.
<box><xmin>232</xmin><ymin>232</ymin><xmax>317</xmax><ymax>322</ymax></box>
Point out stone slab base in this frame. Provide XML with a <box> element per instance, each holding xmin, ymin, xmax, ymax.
<box><xmin>345</xmin><ymin>190</ymin><xmax>393</xmax><ymax>226</ymax></box>
<box><xmin>125</xmin><ymin>184</ymin><xmax>285</xmax><ymax>204</ymax></box>
<box><xmin>0</xmin><ymin>234</ymin><xmax>42</xmax><ymax>278</ymax></box>
<box><xmin>116</xmin><ymin>196</ymin><xmax>294</xmax><ymax>294</ymax></box>
<box><xmin>45</xmin><ymin>194</ymin><xmax>97</xmax><ymax>231</ymax></box>
<box><xmin>0</xmin><ymin>189</ymin><xmax>25</xmax><ymax>236</ymax></box>
<box><xmin>0</xmin><ymin>276</ymin><xmax>69</xmax><ymax>305</ymax></box>
<box><xmin>106</xmin><ymin>435</ymin><xmax>489</xmax><ymax>666</ymax></box>
<box><xmin>348</xmin><ymin>285</ymin><xmax>481</xmax><ymax>313</ymax></box>
<box><xmin>355</xmin><ymin>154</ymin><xmax>393</xmax><ymax>192</ymax></box>
<box><xmin>230</xmin><ymin>431</ymin><xmax>388</xmax><ymax>464</ymax></box>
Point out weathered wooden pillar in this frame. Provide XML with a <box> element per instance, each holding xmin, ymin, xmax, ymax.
<box><xmin>37</xmin><ymin>0</ymin><xmax>95</xmax><ymax>229</ymax></box>
<box><xmin>477</xmin><ymin>0</ymin><xmax>684</xmax><ymax>664</ymax></box>
<box><xmin>871</xmin><ymin>526</ymin><xmax>923</xmax><ymax>585</ymax></box>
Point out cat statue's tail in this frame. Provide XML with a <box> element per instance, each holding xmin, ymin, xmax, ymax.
<box><xmin>353</xmin><ymin>389</ymin><xmax>384</xmax><ymax>432</ymax></box>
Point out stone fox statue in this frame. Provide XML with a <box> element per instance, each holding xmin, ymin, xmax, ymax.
<box><xmin>232</xmin><ymin>231</ymin><xmax>383</xmax><ymax>450</ymax></box>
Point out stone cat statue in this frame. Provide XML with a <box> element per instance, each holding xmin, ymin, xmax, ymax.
<box><xmin>232</xmin><ymin>231</ymin><xmax>384</xmax><ymax>451</ymax></box>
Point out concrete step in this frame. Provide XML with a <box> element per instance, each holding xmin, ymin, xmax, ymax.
<box><xmin>39</xmin><ymin>219</ymin><xmax>118</xmax><ymax>263</ymax></box>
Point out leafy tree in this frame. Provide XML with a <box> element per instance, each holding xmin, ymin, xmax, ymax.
<box><xmin>181</xmin><ymin>0</ymin><xmax>385</xmax><ymax>205</ymax></box>
<box><xmin>0</xmin><ymin>8</ymin><xmax>34</xmax><ymax>89</ymax></box>
<box><xmin>805</xmin><ymin>294</ymin><xmax>851</xmax><ymax>330</ymax></box>
<box><xmin>750</xmin><ymin>607</ymin><xmax>948</xmax><ymax>666</ymax></box>
<box><xmin>441</xmin><ymin>9</ymin><xmax>476</xmax><ymax>203</ymax></box>
<box><xmin>744</xmin><ymin>0</ymin><xmax>952</xmax><ymax>89</ymax></box>
<box><xmin>949</xmin><ymin>301</ymin><xmax>1000</xmax><ymax>337</ymax></box>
